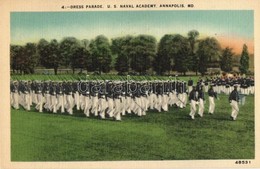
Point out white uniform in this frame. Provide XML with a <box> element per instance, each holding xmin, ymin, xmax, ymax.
<box><xmin>229</xmin><ymin>88</ymin><xmax>239</xmax><ymax>120</ymax></box>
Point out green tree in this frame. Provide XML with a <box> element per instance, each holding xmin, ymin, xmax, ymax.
<box><xmin>11</xmin><ymin>43</ymin><xmax>38</xmax><ymax>74</ymax></box>
<box><xmin>10</xmin><ymin>45</ymin><xmax>24</xmax><ymax>73</ymax></box>
<box><xmin>187</xmin><ymin>30</ymin><xmax>200</xmax><ymax>75</ymax></box>
<box><xmin>154</xmin><ymin>34</ymin><xmax>175</xmax><ymax>75</ymax></box>
<box><xmin>23</xmin><ymin>43</ymin><xmax>38</xmax><ymax>74</ymax></box>
<box><xmin>71</xmin><ymin>47</ymin><xmax>90</xmax><ymax>74</ymax></box>
<box><xmin>37</xmin><ymin>38</ymin><xmax>50</xmax><ymax>70</ymax></box>
<box><xmin>111</xmin><ymin>36</ymin><xmax>133</xmax><ymax>74</ymax></box>
<box><xmin>220</xmin><ymin>47</ymin><xmax>234</xmax><ymax>72</ymax></box>
<box><xmin>130</xmin><ymin>35</ymin><xmax>157</xmax><ymax>74</ymax></box>
<box><xmin>81</xmin><ymin>39</ymin><xmax>89</xmax><ymax>49</ymax></box>
<box><xmin>239</xmin><ymin>44</ymin><xmax>249</xmax><ymax>74</ymax></box>
<box><xmin>37</xmin><ymin>39</ymin><xmax>61</xmax><ymax>75</ymax></box>
<box><xmin>171</xmin><ymin>35</ymin><xmax>192</xmax><ymax>75</ymax></box>
<box><xmin>60</xmin><ymin>37</ymin><xmax>81</xmax><ymax>67</ymax></box>
<box><xmin>89</xmin><ymin>35</ymin><xmax>112</xmax><ymax>74</ymax></box>
<box><xmin>196</xmin><ymin>37</ymin><xmax>221</xmax><ymax>76</ymax></box>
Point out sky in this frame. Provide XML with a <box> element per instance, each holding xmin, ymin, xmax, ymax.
<box><xmin>11</xmin><ymin>10</ymin><xmax>254</xmax><ymax>54</ymax></box>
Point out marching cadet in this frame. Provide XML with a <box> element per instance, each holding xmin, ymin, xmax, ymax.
<box><xmin>72</xmin><ymin>81</ymin><xmax>80</xmax><ymax>110</ymax></box>
<box><xmin>27</xmin><ymin>81</ymin><xmax>33</xmax><ymax>106</ymax></box>
<box><xmin>216</xmin><ymin>78</ymin><xmax>222</xmax><ymax>94</ymax></box>
<box><xmin>249</xmin><ymin>77</ymin><xmax>254</xmax><ymax>94</ymax></box>
<box><xmin>189</xmin><ymin>86</ymin><xmax>198</xmax><ymax>120</ymax></box>
<box><xmin>240</xmin><ymin>78</ymin><xmax>248</xmax><ymax>95</ymax></box>
<box><xmin>10</xmin><ymin>81</ymin><xmax>19</xmax><ymax>109</ymax></box>
<box><xmin>204</xmin><ymin>77</ymin><xmax>209</xmax><ymax>92</ymax></box>
<box><xmin>50</xmin><ymin>82</ymin><xmax>57</xmax><ymax>113</ymax></box>
<box><xmin>113</xmin><ymin>82</ymin><xmax>123</xmax><ymax>121</ymax></box>
<box><xmin>43</xmin><ymin>81</ymin><xmax>51</xmax><ymax>112</ymax></box>
<box><xmin>22</xmin><ymin>81</ymin><xmax>31</xmax><ymax>111</ymax></box>
<box><xmin>224</xmin><ymin>78</ymin><xmax>229</xmax><ymax>95</ymax></box>
<box><xmin>133</xmin><ymin>82</ymin><xmax>142</xmax><ymax>116</ymax></box>
<box><xmin>246</xmin><ymin>78</ymin><xmax>251</xmax><ymax>95</ymax></box>
<box><xmin>234</xmin><ymin>77</ymin><xmax>240</xmax><ymax>92</ymax></box>
<box><xmin>183</xmin><ymin>81</ymin><xmax>188</xmax><ymax>106</ymax></box>
<box><xmin>98</xmin><ymin>82</ymin><xmax>108</xmax><ymax>119</ymax></box>
<box><xmin>229</xmin><ymin>85</ymin><xmax>240</xmax><ymax>121</ymax></box>
<box><xmin>187</xmin><ymin>77</ymin><xmax>193</xmax><ymax>93</ymax></box>
<box><xmin>124</xmin><ymin>81</ymin><xmax>132</xmax><ymax>114</ymax></box>
<box><xmin>56</xmin><ymin>81</ymin><xmax>65</xmax><ymax>113</ymax></box>
<box><xmin>168</xmin><ymin>81</ymin><xmax>178</xmax><ymax>107</ymax></box>
<box><xmin>161</xmin><ymin>81</ymin><xmax>169</xmax><ymax>111</ymax></box>
<box><xmin>106</xmin><ymin>81</ymin><xmax>115</xmax><ymax>117</ymax></box>
<box><xmin>208</xmin><ymin>85</ymin><xmax>217</xmax><ymax>114</ymax></box>
<box><xmin>10</xmin><ymin>81</ymin><xmax>14</xmax><ymax>106</ymax></box>
<box><xmin>64</xmin><ymin>81</ymin><xmax>74</xmax><ymax>115</ymax></box>
<box><xmin>80</xmin><ymin>81</ymin><xmax>92</xmax><ymax>117</ymax></box>
<box><xmin>31</xmin><ymin>80</ymin><xmax>37</xmax><ymax>104</ymax></box>
<box><xmin>211</xmin><ymin>77</ymin><xmax>217</xmax><ymax>92</ymax></box>
<box><xmin>35</xmin><ymin>81</ymin><xmax>43</xmax><ymax>112</ymax></box>
<box><xmin>177</xmin><ymin>82</ymin><xmax>185</xmax><ymax>109</ymax></box>
<box><xmin>198</xmin><ymin>86</ymin><xmax>205</xmax><ymax>117</ymax></box>
<box><xmin>90</xmin><ymin>81</ymin><xmax>99</xmax><ymax>116</ymax></box>
<box><xmin>149</xmin><ymin>81</ymin><xmax>157</xmax><ymax>110</ymax></box>
<box><xmin>121</xmin><ymin>81</ymin><xmax>127</xmax><ymax>116</ymax></box>
<box><xmin>228</xmin><ymin>78</ymin><xmax>234</xmax><ymax>95</ymax></box>
<box><xmin>140</xmin><ymin>82</ymin><xmax>149</xmax><ymax>115</ymax></box>
<box><xmin>220</xmin><ymin>78</ymin><xmax>226</xmax><ymax>94</ymax></box>
<box><xmin>155</xmin><ymin>82</ymin><xmax>164</xmax><ymax>112</ymax></box>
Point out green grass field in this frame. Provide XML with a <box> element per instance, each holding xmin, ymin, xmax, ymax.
<box><xmin>11</xmin><ymin>94</ymin><xmax>255</xmax><ymax>161</ymax></box>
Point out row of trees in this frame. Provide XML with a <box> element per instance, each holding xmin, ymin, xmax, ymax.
<box><xmin>10</xmin><ymin>30</ymin><xmax>250</xmax><ymax>75</ymax></box>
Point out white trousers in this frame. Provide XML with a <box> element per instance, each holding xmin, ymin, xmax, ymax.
<box><xmin>99</xmin><ymin>98</ymin><xmax>108</xmax><ymax>119</ymax></box>
<box><xmin>56</xmin><ymin>94</ymin><xmax>64</xmax><ymax>113</ymax></box>
<box><xmin>188</xmin><ymin>86</ymin><xmax>192</xmax><ymax>93</ymax></box>
<box><xmin>162</xmin><ymin>94</ymin><xmax>168</xmax><ymax>111</ymax></box>
<box><xmin>178</xmin><ymin>93</ymin><xmax>184</xmax><ymax>108</ymax></box>
<box><xmin>106</xmin><ymin>97</ymin><xmax>115</xmax><ymax>117</ymax></box>
<box><xmin>50</xmin><ymin>95</ymin><xmax>57</xmax><ymax>113</ymax></box>
<box><xmin>35</xmin><ymin>93</ymin><xmax>43</xmax><ymax>112</ymax></box>
<box><xmin>198</xmin><ymin>98</ymin><xmax>204</xmax><ymax>117</ymax></box>
<box><xmin>114</xmin><ymin>98</ymin><xmax>122</xmax><ymax>120</ymax></box>
<box><xmin>230</xmin><ymin>100</ymin><xmax>239</xmax><ymax>120</ymax></box>
<box><xmin>82</xmin><ymin>96</ymin><xmax>92</xmax><ymax>117</ymax></box>
<box><xmin>208</xmin><ymin>96</ymin><xmax>215</xmax><ymax>114</ymax></box>
<box><xmin>23</xmin><ymin>93</ymin><xmax>30</xmax><ymax>111</ymax></box>
<box><xmin>44</xmin><ymin>94</ymin><xmax>51</xmax><ymax>111</ymax></box>
<box><xmin>11</xmin><ymin>92</ymin><xmax>19</xmax><ymax>109</ymax></box>
<box><xmin>74</xmin><ymin>92</ymin><xmax>80</xmax><ymax>110</ymax></box>
<box><xmin>204</xmin><ymin>85</ymin><xmax>209</xmax><ymax>93</ymax></box>
<box><xmin>65</xmin><ymin>95</ymin><xmax>73</xmax><ymax>115</ymax></box>
<box><xmin>190</xmin><ymin>100</ymin><xmax>197</xmax><ymax>119</ymax></box>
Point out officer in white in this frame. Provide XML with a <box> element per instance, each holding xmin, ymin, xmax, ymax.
<box><xmin>22</xmin><ymin>81</ymin><xmax>31</xmax><ymax>111</ymax></box>
<box><xmin>198</xmin><ymin>86</ymin><xmax>205</xmax><ymax>117</ymax></box>
<box><xmin>229</xmin><ymin>85</ymin><xmax>240</xmax><ymax>120</ymax></box>
<box><xmin>56</xmin><ymin>82</ymin><xmax>65</xmax><ymax>113</ymax></box>
<box><xmin>189</xmin><ymin>86</ymin><xmax>198</xmax><ymax>120</ymax></box>
<box><xmin>208</xmin><ymin>85</ymin><xmax>217</xmax><ymax>114</ymax></box>
<box><xmin>187</xmin><ymin>78</ymin><xmax>193</xmax><ymax>93</ymax></box>
<box><xmin>35</xmin><ymin>81</ymin><xmax>43</xmax><ymax>112</ymax></box>
<box><xmin>49</xmin><ymin>82</ymin><xmax>57</xmax><ymax>113</ymax></box>
<box><xmin>10</xmin><ymin>81</ymin><xmax>19</xmax><ymax>110</ymax></box>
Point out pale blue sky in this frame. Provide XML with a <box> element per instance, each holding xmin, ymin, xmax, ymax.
<box><xmin>11</xmin><ymin>10</ymin><xmax>253</xmax><ymax>45</ymax></box>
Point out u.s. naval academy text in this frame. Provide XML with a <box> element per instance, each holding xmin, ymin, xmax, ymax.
<box><xmin>61</xmin><ymin>3</ymin><xmax>193</xmax><ymax>9</ymax></box>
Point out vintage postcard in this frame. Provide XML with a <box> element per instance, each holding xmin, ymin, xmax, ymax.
<box><xmin>0</xmin><ymin>0</ymin><xmax>259</xmax><ymax>168</ymax></box>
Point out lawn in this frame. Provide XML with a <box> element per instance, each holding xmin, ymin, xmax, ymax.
<box><xmin>11</xmin><ymin>94</ymin><xmax>255</xmax><ymax>161</ymax></box>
